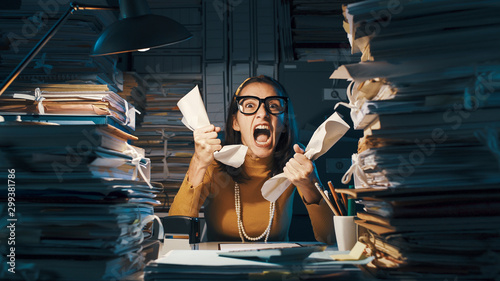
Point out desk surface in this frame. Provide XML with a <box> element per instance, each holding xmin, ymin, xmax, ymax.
<box><xmin>123</xmin><ymin>241</ymin><xmax>338</xmax><ymax>281</ymax></box>
<box><xmin>198</xmin><ymin>241</ymin><xmax>330</xmax><ymax>250</ymax></box>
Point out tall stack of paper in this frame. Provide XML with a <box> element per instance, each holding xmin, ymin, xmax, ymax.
<box><xmin>284</xmin><ymin>0</ymin><xmax>360</xmax><ymax>62</ymax></box>
<box><xmin>120</xmin><ymin>72</ymin><xmax>148</xmax><ymax>126</ymax></box>
<box><xmin>133</xmin><ymin>82</ymin><xmax>197</xmax><ymax>212</ymax></box>
<box><xmin>333</xmin><ymin>0</ymin><xmax>500</xmax><ymax>279</ymax></box>
<box><xmin>0</xmin><ymin>123</ymin><xmax>161</xmax><ymax>280</ymax></box>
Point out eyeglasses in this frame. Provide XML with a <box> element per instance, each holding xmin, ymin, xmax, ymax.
<box><xmin>235</xmin><ymin>96</ymin><xmax>288</xmax><ymax>115</ymax></box>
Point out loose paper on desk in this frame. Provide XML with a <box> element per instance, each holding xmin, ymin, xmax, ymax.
<box><xmin>177</xmin><ymin>85</ymin><xmax>248</xmax><ymax>168</ymax></box>
<box><xmin>261</xmin><ymin>112</ymin><xmax>350</xmax><ymax>202</ymax></box>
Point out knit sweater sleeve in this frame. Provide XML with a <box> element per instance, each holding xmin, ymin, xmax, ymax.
<box><xmin>168</xmin><ymin>162</ymin><xmax>216</xmax><ymax>218</ymax></box>
<box><xmin>297</xmin><ymin>188</ymin><xmax>336</xmax><ymax>245</ymax></box>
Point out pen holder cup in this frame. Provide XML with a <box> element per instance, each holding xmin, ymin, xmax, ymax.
<box><xmin>334</xmin><ymin>216</ymin><xmax>358</xmax><ymax>251</ymax></box>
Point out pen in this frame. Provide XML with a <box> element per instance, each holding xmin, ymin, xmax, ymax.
<box><xmin>326</xmin><ymin>189</ymin><xmax>343</xmax><ymax>216</ymax></box>
<box><xmin>324</xmin><ymin>189</ymin><xmax>343</xmax><ymax>217</ymax></box>
<box><xmin>314</xmin><ymin>182</ymin><xmax>340</xmax><ymax>216</ymax></box>
<box><xmin>327</xmin><ymin>181</ymin><xmax>347</xmax><ymax>216</ymax></box>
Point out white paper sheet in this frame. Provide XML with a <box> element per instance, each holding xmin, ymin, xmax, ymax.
<box><xmin>261</xmin><ymin>112</ymin><xmax>350</xmax><ymax>202</ymax></box>
<box><xmin>178</xmin><ymin>86</ymin><xmax>211</xmax><ymax>131</ymax></box>
<box><xmin>177</xmin><ymin>86</ymin><xmax>247</xmax><ymax>168</ymax></box>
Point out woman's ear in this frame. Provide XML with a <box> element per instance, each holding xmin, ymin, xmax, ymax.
<box><xmin>232</xmin><ymin>116</ymin><xmax>241</xmax><ymax>132</ymax></box>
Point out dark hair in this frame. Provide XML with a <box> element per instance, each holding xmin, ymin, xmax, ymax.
<box><xmin>218</xmin><ymin>75</ymin><xmax>298</xmax><ymax>183</ymax></box>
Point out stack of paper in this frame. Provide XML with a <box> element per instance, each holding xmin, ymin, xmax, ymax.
<box><xmin>333</xmin><ymin>0</ymin><xmax>500</xmax><ymax>279</ymax></box>
<box><xmin>0</xmin><ymin>83</ymin><xmax>138</xmax><ymax>132</ymax></box>
<box><xmin>120</xmin><ymin>72</ymin><xmax>148</xmax><ymax>126</ymax></box>
<box><xmin>144</xmin><ymin>248</ymin><xmax>372</xmax><ymax>280</ymax></box>
<box><xmin>132</xmin><ymin>82</ymin><xmax>198</xmax><ymax>212</ymax></box>
<box><xmin>0</xmin><ymin>123</ymin><xmax>161</xmax><ymax>280</ymax></box>
<box><xmin>285</xmin><ymin>0</ymin><xmax>360</xmax><ymax>62</ymax></box>
<box><xmin>0</xmin><ymin>5</ymin><xmax>121</xmax><ymax>90</ymax></box>
<box><xmin>339</xmin><ymin>187</ymin><xmax>500</xmax><ymax>280</ymax></box>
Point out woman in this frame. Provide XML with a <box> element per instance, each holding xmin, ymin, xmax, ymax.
<box><xmin>169</xmin><ymin>75</ymin><xmax>334</xmax><ymax>243</ymax></box>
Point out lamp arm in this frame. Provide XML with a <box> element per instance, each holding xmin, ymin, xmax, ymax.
<box><xmin>0</xmin><ymin>2</ymin><xmax>117</xmax><ymax>96</ymax></box>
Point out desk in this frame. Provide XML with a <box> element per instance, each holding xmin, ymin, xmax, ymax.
<box><xmin>198</xmin><ymin>241</ymin><xmax>331</xmax><ymax>250</ymax></box>
<box><xmin>161</xmin><ymin>239</ymin><xmax>330</xmax><ymax>254</ymax></box>
<box><xmin>128</xmin><ymin>241</ymin><xmax>376</xmax><ymax>281</ymax></box>
<box><xmin>123</xmin><ymin>242</ymin><xmax>341</xmax><ymax>281</ymax></box>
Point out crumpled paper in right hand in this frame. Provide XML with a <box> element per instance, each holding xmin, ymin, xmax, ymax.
<box><xmin>177</xmin><ymin>86</ymin><xmax>247</xmax><ymax>168</ymax></box>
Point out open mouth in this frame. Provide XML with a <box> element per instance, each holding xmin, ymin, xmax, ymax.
<box><xmin>254</xmin><ymin>124</ymin><xmax>271</xmax><ymax>146</ymax></box>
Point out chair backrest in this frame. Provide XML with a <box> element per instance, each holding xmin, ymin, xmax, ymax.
<box><xmin>161</xmin><ymin>216</ymin><xmax>201</xmax><ymax>250</ymax></box>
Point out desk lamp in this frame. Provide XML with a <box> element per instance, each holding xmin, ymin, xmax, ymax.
<box><xmin>0</xmin><ymin>0</ymin><xmax>192</xmax><ymax>96</ymax></box>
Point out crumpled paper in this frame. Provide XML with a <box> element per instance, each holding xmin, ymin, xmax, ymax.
<box><xmin>261</xmin><ymin>112</ymin><xmax>350</xmax><ymax>202</ymax></box>
<box><xmin>177</xmin><ymin>86</ymin><xmax>248</xmax><ymax>168</ymax></box>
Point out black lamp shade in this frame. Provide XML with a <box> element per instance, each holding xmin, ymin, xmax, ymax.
<box><xmin>91</xmin><ymin>14</ymin><xmax>192</xmax><ymax>56</ymax></box>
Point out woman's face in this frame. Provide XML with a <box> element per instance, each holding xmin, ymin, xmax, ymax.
<box><xmin>232</xmin><ymin>82</ymin><xmax>286</xmax><ymax>159</ymax></box>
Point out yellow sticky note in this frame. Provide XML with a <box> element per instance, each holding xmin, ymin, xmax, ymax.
<box><xmin>330</xmin><ymin>241</ymin><xmax>367</xmax><ymax>261</ymax></box>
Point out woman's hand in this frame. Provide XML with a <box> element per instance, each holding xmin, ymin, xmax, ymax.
<box><xmin>188</xmin><ymin>124</ymin><xmax>222</xmax><ymax>186</ymax></box>
<box><xmin>193</xmin><ymin>124</ymin><xmax>222</xmax><ymax>167</ymax></box>
<box><xmin>283</xmin><ymin>144</ymin><xmax>322</xmax><ymax>204</ymax></box>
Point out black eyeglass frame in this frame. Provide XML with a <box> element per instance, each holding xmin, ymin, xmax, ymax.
<box><xmin>235</xmin><ymin>96</ymin><xmax>289</xmax><ymax>116</ymax></box>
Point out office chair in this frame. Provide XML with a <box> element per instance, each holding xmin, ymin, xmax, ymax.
<box><xmin>161</xmin><ymin>216</ymin><xmax>201</xmax><ymax>250</ymax></box>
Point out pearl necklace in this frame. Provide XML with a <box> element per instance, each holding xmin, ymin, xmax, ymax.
<box><xmin>234</xmin><ymin>182</ymin><xmax>275</xmax><ymax>242</ymax></box>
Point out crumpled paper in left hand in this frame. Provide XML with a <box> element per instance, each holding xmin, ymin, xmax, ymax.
<box><xmin>177</xmin><ymin>86</ymin><xmax>248</xmax><ymax>168</ymax></box>
<box><xmin>261</xmin><ymin>112</ymin><xmax>350</xmax><ymax>202</ymax></box>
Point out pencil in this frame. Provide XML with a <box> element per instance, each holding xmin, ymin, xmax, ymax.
<box><xmin>327</xmin><ymin>181</ymin><xmax>347</xmax><ymax>216</ymax></box>
<box><xmin>341</xmin><ymin>193</ymin><xmax>348</xmax><ymax>209</ymax></box>
<box><xmin>325</xmin><ymin>189</ymin><xmax>342</xmax><ymax>216</ymax></box>
<box><xmin>314</xmin><ymin>182</ymin><xmax>340</xmax><ymax>216</ymax></box>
